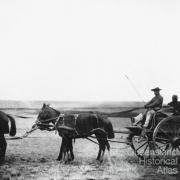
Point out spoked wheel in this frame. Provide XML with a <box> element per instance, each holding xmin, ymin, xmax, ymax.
<box><xmin>153</xmin><ymin>116</ymin><xmax>180</xmax><ymax>156</ymax></box>
<box><xmin>130</xmin><ymin>131</ymin><xmax>157</xmax><ymax>159</ymax></box>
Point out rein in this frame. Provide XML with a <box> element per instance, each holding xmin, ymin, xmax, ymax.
<box><xmin>6</xmin><ymin>115</ymin><xmax>61</xmax><ymax>140</ymax></box>
<box><xmin>7</xmin><ymin>114</ymin><xmax>33</xmax><ymax>119</ymax></box>
<box><xmin>6</xmin><ymin>125</ymin><xmax>39</xmax><ymax>140</ymax></box>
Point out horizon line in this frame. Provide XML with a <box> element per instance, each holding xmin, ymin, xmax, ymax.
<box><xmin>0</xmin><ymin>99</ymin><xmax>144</xmax><ymax>103</ymax></box>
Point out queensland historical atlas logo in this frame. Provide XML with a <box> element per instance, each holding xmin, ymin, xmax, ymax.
<box><xmin>139</xmin><ymin>150</ymin><xmax>179</xmax><ymax>175</ymax></box>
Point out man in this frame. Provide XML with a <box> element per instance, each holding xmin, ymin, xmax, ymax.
<box><xmin>167</xmin><ymin>95</ymin><xmax>180</xmax><ymax>115</ymax></box>
<box><xmin>132</xmin><ymin>87</ymin><xmax>163</xmax><ymax>128</ymax></box>
<box><xmin>126</xmin><ymin>87</ymin><xmax>163</xmax><ymax>143</ymax></box>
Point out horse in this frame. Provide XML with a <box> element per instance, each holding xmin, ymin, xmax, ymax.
<box><xmin>35</xmin><ymin>104</ymin><xmax>114</xmax><ymax>162</ymax></box>
<box><xmin>0</xmin><ymin>111</ymin><xmax>16</xmax><ymax>162</ymax></box>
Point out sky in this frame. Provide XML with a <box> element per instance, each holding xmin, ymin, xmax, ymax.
<box><xmin>0</xmin><ymin>0</ymin><xmax>180</xmax><ymax>103</ymax></box>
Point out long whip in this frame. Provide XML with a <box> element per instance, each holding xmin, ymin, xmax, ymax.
<box><xmin>124</xmin><ymin>75</ymin><xmax>145</xmax><ymax>106</ymax></box>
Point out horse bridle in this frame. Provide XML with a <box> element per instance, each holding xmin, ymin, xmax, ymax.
<box><xmin>23</xmin><ymin>108</ymin><xmax>64</xmax><ymax>137</ymax></box>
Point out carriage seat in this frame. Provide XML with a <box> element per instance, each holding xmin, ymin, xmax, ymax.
<box><xmin>132</xmin><ymin>110</ymin><xmax>168</xmax><ymax>131</ymax></box>
<box><xmin>146</xmin><ymin>111</ymin><xmax>168</xmax><ymax>130</ymax></box>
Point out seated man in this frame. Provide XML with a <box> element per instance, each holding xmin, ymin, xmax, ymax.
<box><xmin>167</xmin><ymin>95</ymin><xmax>180</xmax><ymax>115</ymax></box>
<box><xmin>132</xmin><ymin>87</ymin><xmax>163</xmax><ymax>129</ymax></box>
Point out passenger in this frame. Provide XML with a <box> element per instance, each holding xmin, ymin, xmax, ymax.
<box><xmin>132</xmin><ymin>87</ymin><xmax>163</xmax><ymax>128</ymax></box>
<box><xmin>167</xmin><ymin>95</ymin><xmax>180</xmax><ymax>115</ymax></box>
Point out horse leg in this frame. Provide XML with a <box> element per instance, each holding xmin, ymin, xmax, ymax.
<box><xmin>106</xmin><ymin>140</ymin><xmax>110</xmax><ymax>151</ymax></box>
<box><xmin>61</xmin><ymin>137</ymin><xmax>70</xmax><ymax>163</ymax></box>
<box><xmin>66</xmin><ymin>138</ymin><xmax>71</xmax><ymax>162</ymax></box>
<box><xmin>105</xmin><ymin>140</ymin><xmax>112</xmax><ymax>165</ymax></box>
<box><xmin>96</xmin><ymin>138</ymin><xmax>102</xmax><ymax>160</ymax></box>
<box><xmin>66</xmin><ymin>138</ymin><xmax>74</xmax><ymax>162</ymax></box>
<box><xmin>99</xmin><ymin>140</ymin><xmax>106</xmax><ymax>163</ymax></box>
<box><xmin>65</xmin><ymin>143</ymin><xmax>72</xmax><ymax>163</ymax></box>
<box><xmin>0</xmin><ymin>134</ymin><xmax>7</xmax><ymax>162</ymax></box>
<box><xmin>69</xmin><ymin>138</ymin><xmax>74</xmax><ymax>161</ymax></box>
<box><xmin>95</xmin><ymin>130</ymin><xmax>108</xmax><ymax>162</ymax></box>
<box><xmin>63</xmin><ymin>151</ymin><xmax>67</xmax><ymax>162</ymax></box>
<box><xmin>57</xmin><ymin>138</ymin><xmax>64</xmax><ymax>161</ymax></box>
<box><xmin>62</xmin><ymin>144</ymin><xmax>67</xmax><ymax>162</ymax></box>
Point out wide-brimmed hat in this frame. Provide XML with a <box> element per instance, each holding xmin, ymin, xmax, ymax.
<box><xmin>151</xmin><ymin>87</ymin><xmax>162</xmax><ymax>91</ymax></box>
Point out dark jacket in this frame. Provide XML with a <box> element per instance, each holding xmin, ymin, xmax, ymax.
<box><xmin>145</xmin><ymin>94</ymin><xmax>163</xmax><ymax>111</ymax></box>
<box><xmin>168</xmin><ymin>101</ymin><xmax>180</xmax><ymax>115</ymax></box>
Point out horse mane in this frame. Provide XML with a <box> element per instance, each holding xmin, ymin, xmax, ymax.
<box><xmin>49</xmin><ymin>106</ymin><xmax>61</xmax><ymax>115</ymax></box>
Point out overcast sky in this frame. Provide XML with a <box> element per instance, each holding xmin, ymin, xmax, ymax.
<box><xmin>0</xmin><ymin>0</ymin><xmax>180</xmax><ymax>103</ymax></box>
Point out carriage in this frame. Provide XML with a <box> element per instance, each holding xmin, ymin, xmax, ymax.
<box><xmin>124</xmin><ymin>111</ymin><xmax>180</xmax><ymax>158</ymax></box>
<box><xmin>2</xmin><ymin>104</ymin><xmax>180</xmax><ymax>162</ymax></box>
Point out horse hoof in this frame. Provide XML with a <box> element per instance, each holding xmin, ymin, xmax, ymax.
<box><xmin>64</xmin><ymin>160</ymin><xmax>69</xmax><ymax>164</ymax></box>
<box><xmin>99</xmin><ymin>159</ymin><xmax>103</xmax><ymax>163</ymax></box>
<box><xmin>57</xmin><ymin>159</ymin><xmax>64</xmax><ymax>163</ymax></box>
<box><xmin>56</xmin><ymin>158</ymin><xmax>61</xmax><ymax>161</ymax></box>
<box><xmin>71</xmin><ymin>155</ymin><xmax>74</xmax><ymax>161</ymax></box>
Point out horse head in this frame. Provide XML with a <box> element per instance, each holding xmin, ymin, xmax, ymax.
<box><xmin>37</xmin><ymin>104</ymin><xmax>60</xmax><ymax>122</ymax></box>
<box><xmin>30</xmin><ymin>104</ymin><xmax>61</xmax><ymax>131</ymax></box>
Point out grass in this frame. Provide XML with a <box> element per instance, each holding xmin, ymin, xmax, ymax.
<box><xmin>1</xmin><ymin>108</ymin><xmax>180</xmax><ymax>180</ymax></box>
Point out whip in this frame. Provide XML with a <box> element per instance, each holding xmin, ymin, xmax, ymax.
<box><xmin>124</xmin><ymin>75</ymin><xmax>145</xmax><ymax>105</ymax></box>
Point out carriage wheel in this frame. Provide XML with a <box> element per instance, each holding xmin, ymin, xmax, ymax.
<box><xmin>130</xmin><ymin>132</ymin><xmax>156</xmax><ymax>159</ymax></box>
<box><xmin>153</xmin><ymin>116</ymin><xmax>180</xmax><ymax>156</ymax></box>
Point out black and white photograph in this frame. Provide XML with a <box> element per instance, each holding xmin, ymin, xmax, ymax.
<box><xmin>0</xmin><ymin>0</ymin><xmax>180</xmax><ymax>179</ymax></box>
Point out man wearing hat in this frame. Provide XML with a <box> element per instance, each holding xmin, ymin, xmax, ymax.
<box><xmin>132</xmin><ymin>87</ymin><xmax>163</xmax><ymax>128</ymax></box>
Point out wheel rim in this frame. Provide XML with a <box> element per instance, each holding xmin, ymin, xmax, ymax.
<box><xmin>153</xmin><ymin>116</ymin><xmax>180</xmax><ymax>156</ymax></box>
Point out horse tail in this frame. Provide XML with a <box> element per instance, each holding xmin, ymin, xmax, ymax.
<box><xmin>7</xmin><ymin>115</ymin><xmax>16</xmax><ymax>136</ymax></box>
<box><xmin>98</xmin><ymin>115</ymin><xmax>114</xmax><ymax>139</ymax></box>
<box><xmin>107</xmin><ymin>121</ymin><xmax>114</xmax><ymax>139</ymax></box>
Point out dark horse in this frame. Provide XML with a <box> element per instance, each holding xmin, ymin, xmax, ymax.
<box><xmin>35</xmin><ymin>104</ymin><xmax>114</xmax><ymax>162</ymax></box>
<box><xmin>0</xmin><ymin>111</ymin><xmax>16</xmax><ymax>162</ymax></box>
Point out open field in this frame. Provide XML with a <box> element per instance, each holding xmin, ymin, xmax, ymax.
<box><xmin>1</xmin><ymin>105</ymin><xmax>180</xmax><ymax>180</ymax></box>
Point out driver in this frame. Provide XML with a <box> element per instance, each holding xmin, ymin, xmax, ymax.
<box><xmin>132</xmin><ymin>87</ymin><xmax>163</xmax><ymax>128</ymax></box>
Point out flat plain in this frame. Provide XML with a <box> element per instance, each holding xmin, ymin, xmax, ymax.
<box><xmin>0</xmin><ymin>103</ymin><xmax>180</xmax><ymax>180</ymax></box>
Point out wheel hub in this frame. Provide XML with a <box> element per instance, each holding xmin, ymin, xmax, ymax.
<box><xmin>171</xmin><ymin>137</ymin><xmax>180</xmax><ymax>148</ymax></box>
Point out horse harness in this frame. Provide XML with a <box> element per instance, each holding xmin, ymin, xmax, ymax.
<box><xmin>53</xmin><ymin>113</ymin><xmax>79</xmax><ymax>136</ymax></box>
<box><xmin>35</xmin><ymin>113</ymin><xmax>106</xmax><ymax>140</ymax></box>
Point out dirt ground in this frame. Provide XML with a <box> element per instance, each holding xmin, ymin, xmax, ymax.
<box><xmin>1</xmin><ymin>109</ymin><xmax>180</xmax><ymax>180</ymax></box>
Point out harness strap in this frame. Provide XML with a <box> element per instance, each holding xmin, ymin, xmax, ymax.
<box><xmin>56</xmin><ymin>114</ymin><xmax>64</xmax><ymax>124</ymax></box>
<box><xmin>54</xmin><ymin>113</ymin><xmax>64</xmax><ymax>134</ymax></box>
<box><xmin>74</xmin><ymin>114</ymin><xmax>79</xmax><ymax>136</ymax></box>
<box><xmin>38</xmin><ymin>117</ymin><xmax>58</xmax><ymax>123</ymax></box>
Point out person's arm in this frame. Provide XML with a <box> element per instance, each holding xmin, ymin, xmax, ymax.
<box><xmin>146</xmin><ymin>97</ymin><xmax>162</xmax><ymax>108</ymax></box>
<box><xmin>144</xmin><ymin>99</ymin><xmax>153</xmax><ymax>108</ymax></box>
<box><xmin>167</xmin><ymin>102</ymin><xmax>172</xmax><ymax>106</ymax></box>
